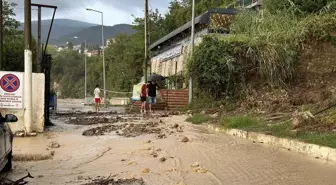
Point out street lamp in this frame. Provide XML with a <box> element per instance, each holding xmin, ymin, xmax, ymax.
<box><xmin>189</xmin><ymin>0</ymin><xmax>195</xmax><ymax>104</ymax></box>
<box><xmin>86</xmin><ymin>8</ymin><xmax>107</xmax><ymax>108</ymax></box>
<box><xmin>74</xmin><ymin>36</ymin><xmax>87</xmax><ymax>106</ymax></box>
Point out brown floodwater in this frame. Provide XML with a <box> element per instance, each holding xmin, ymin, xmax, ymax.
<box><xmin>5</xmin><ymin>114</ymin><xmax>336</xmax><ymax>185</ymax></box>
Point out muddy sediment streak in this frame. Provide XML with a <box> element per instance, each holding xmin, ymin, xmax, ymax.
<box><xmin>56</xmin><ymin>111</ymin><xmax>119</xmax><ymax>117</ymax></box>
<box><xmin>82</xmin><ymin>122</ymin><xmax>164</xmax><ymax>137</ymax></box>
<box><xmin>82</xmin><ymin>178</ymin><xmax>145</xmax><ymax>185</ymax></box>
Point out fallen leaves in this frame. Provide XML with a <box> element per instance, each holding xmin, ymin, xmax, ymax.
<box><xmin>191</xmin><ymin>167</ymin><xmax>208</xmax><ymax>174</ymax></box>
<box><xmin>142</xmin><ymin>168</ymin><xmax>151</xmax><ymax>174</ymax></box>
<box><xmin>127</xmin><ymin>161</ymin><xmax>137</xmax><ymax>166</ymax></box>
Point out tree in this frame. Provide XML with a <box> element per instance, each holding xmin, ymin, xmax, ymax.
<box><xmin>50</xmin><ymin>50</ymin><xmax>87</xmax><ymax>98</ymax></box>
<box><xmin>2</xmin><ymin>1</ymin><xmax>37</xmax><ymax>72</ymax></box>
<box><xmin>104</xmin><ymin>34</ymin><xmax>143</xmax><ymax>92</ymax></box>
<box><xmin>67</xmin><ymin>42</ymin><xmax>73</xmax><ymax>50</ymax></box>
<box><xmin>80</xmin><ymin>42</ymin><xmax>85</xmax><ymax>54</ymax></box>
<box><xmin>46</xmin><ymin>45</ymin><xmax>58</xmax><ymax>56</ymax></box>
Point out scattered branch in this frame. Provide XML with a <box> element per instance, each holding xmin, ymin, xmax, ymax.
<box><xmin>0</xmin><ymin>172</ymin><xmax>34</xmax><ymax>185</ymax></box>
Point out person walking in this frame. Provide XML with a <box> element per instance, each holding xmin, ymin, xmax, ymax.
<box><xmin>94</xmin><ymin>85</ymin><xmax>101</xmax><ymax>113</ymax></box>
<box><xmin>146</xmin><ymin>81</ymin><xmax>159</xmax><ymax>113</ymax></box>
<box><xmin>140</xmin><ymin>82</ymin><xmax>148</xmax><ymax>113</ymax></box>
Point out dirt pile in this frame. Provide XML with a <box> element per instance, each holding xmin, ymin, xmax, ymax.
<box><xmin>68</xmin><ymin>117</ymin><xmax>112</xmax><ymax>125</ymax></box>
<box><xmin>82</xmin><ymin>121</ymin><xmax>167</xmax><ymax>137</ymax></box>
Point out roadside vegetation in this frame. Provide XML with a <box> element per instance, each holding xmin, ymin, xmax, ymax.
<box><xmin>219</xmin><ymin>115</ymin><xmax>336</xmax><ymax>148</ymax></box>
<box><xmin>187</xmin><ymin>0</ymin><xmax>336</xmax><ymax>148</ymax></box>
<box><xmin>188</xmin><ymin>8</ymin><xmax>336</xmax><ymax>99</ymax></box>
<box><xmin>186</xmin><ymin>114</ymin><xmax>212</xmax><ymax>124</ymax></box>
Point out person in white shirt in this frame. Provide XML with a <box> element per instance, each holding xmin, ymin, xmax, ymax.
<box><xmin>94</xmin><ymin>85</ymin><xmax>101</xmax><ymax>113</ymax></box>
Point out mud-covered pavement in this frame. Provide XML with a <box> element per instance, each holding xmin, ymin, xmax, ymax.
<box><xmin>3</xmin><ymin>102</ymin><xmax>336</xmax><ymax>185</ymax></box>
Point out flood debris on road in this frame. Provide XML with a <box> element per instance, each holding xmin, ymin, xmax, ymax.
<box><xmin>14</xmin><ymin>131</ymin><xmax>38</xmax><ymax>138</ymax></box>
<box><xmin>67</xmin><ymin>116</ymin><xmax>140</xmax><ymax>126</ymax></box>
<box><xmin>142</xmin><ymin>168</ymin><xmax>151</xmax><ymax>174</ymax></box>
<box><xmin>0</xmin><ymin>172</ymin><xmax>34</xmax><ymax>185</ymax></box>
<box><xmin>49</xmin><ymin>141</ymin><xmax>60</xmax><ymax>148</ymax></box>
<box><xmin>13</xmin><ymin>153</ymin><xmax>53</xmax><ymax>162</ymax></box>
<box><xmin>191</xmin><ymin>167</ymin><xmax>208</xmax><ymax>174</ymax></box>
<box><xmin>181</xmin><ymin>136</ymin><xmax>190</xmax><ymax>142</ymax></box>
<box><xmin>7</xmin><ymin>108</ymin><xmax>336</xmax><ymax>185</ymax></box>
<box><xmin>159</xmin><ymin>157</ymin><xmax>167</xmax><ymax>162</ymax></box>
<box><xmin>55</xmin><ymin>111</ymin><xmax>119</xmax><ymax>117</ymax></box>
<box><xmin>66</xmin><ymin>175</ymin><xmax>145</xmax><ymax>185</ymax></box>
<box><xmin>82</xmin><ymin>177</ymin><xmax>145</xmax><ymax>185</ymax></box>
<box><xmin>82</xmin><ymin>121</ymin><xmax>171</xmax><ymax>138</ymax></box>
<box><xmin>68</xmin><ymin>117</ymin><xmax>110</xmax><ymax>125</ymax></box>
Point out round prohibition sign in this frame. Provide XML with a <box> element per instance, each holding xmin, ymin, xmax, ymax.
<box><xmin>0</xmin><ymin>74</ymin><xmax>21</xmax><ymax>93</ymax></box>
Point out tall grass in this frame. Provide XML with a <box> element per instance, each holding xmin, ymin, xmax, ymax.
<box><xmin>189</xmin><ymin>9</ymin><xmax>336</xmax><ymax>100</ymax></box>
<box><xmin>220</xmin><ymin>11</ymin><xmax>335</xmax><ymax>85</ymax></box>
<box><xmin>186</xmin><ymin>114</ymin><xmax>212</xmax><ymax>124</ymax></box>
<box><xmin>228</xmin><ymin>10</ymin><xmax>336</xmax><ymax>85</ymax></box>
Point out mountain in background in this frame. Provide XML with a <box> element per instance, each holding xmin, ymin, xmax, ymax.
<box><xmin>50</xmin><ymin>24</ymin><xmax>136</xmax><ymax>46</ymax></box>
<box><xmin>19</xmin><ymin>19</ymin><xmax>135</xmax><ymax>46</ymax></box>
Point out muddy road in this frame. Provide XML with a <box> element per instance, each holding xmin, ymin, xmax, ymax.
<box><xmin>2</xmin><ymin>102</ymin><xmax>336</xmax><ymax>185</ymax></box>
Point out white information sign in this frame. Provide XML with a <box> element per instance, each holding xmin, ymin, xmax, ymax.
<box><xmin>0</xmin><ymin>71</ymin><xmax>24</xmax><ymax>109</ymax></box>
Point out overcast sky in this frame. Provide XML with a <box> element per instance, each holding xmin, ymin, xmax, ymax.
<box><xmin>9</xmin><ymin>0</ymin><xmax>170</xmax><ymax>26</ymax></box>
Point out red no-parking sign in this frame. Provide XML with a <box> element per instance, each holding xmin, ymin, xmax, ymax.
<box><xmin>0</xmin><ymin>71</ymin><xmax>23</xmax><ymax>109</ymax></box>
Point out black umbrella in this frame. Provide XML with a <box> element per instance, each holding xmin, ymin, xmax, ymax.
<box><xmin>148</xmin><ymin>74</ymin><xmax>165</xmax><ymax>82</ymax></box>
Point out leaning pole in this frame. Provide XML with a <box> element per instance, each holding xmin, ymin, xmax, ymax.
<box><xmin>24</xmin><ymin>0</ymin><xmax>32</xmax><ymax>133</ymax></box>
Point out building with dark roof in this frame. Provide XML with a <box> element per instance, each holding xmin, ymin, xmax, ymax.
<box><xmin>150</xmin><ymin>1</ymin><xmax>262</xmax><ymax>89</ymax></box>
<box><xmin>150</xmin><ymin>8</ymin><xmax>237</xmax><ymax>89</ymax></box>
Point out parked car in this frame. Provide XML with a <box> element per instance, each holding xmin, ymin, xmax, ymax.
<box><xmin>0</xmin><ymin>113</ymin><xmax>18</xmax><ymax>172</ymax></box>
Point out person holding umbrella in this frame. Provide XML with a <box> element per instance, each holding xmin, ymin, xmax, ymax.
<box><xmin>146</xmin><ymin>80</ymin><xmax>159</xmax><ymax>113</ymax></box>
<box><xmin>145</xmin><ymin>74</ymin><xmax>164</xmax><ymax>113</ymax></box>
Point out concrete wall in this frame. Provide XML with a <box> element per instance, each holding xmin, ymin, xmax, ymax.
<box><xmin>109</xmin><ymin>97</ymin><xmax>130</xmax><ymax>105</ymax></box>
<box><xmin>0</xmin><ymin>73</ymin><xmax>45</xmax><ymax>133</ymax></box>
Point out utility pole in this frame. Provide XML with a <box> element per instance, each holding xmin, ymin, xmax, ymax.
<box><xmin>37</xmin><ymin>6</ymin><xmax>41</xmax><ymax>72</ymax></box>
<box><xmin>84</xmin><ymin>40</ymin><xmax>87</xmax><ymax>106</ymax></box>
<box><xmin>148</xmin><ymin>10</ymin><xmax>151</xmax><ymax>75</ymax></box>
<box><xmin>0</xmin><ymin>0</ymin><xmax>3</xmax><ymax>70</ymax></box>
<box><xmin>24</xmin><ymin>0</ymin><xmax>32</xmax><ymax>133</ymax></box>
<box><xmin>189</xmin><ymin>0</ymin><xmax>195</xmax><ymax>104</ymax></box>
<box><xmin>101</xmin><ymin>13</ymin><xmax>106</xmax><ymax>108</ymax></box>
<box><xmin>144</xmin><ymin>0</ymin><xmax>149</xmax><ymax>82</ymax></box>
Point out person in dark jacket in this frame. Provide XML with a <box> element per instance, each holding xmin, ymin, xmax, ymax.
<box><xmin>146</xmin><ymin>81</ymin><xmax>159</xmax><ymax>113</ymax></box>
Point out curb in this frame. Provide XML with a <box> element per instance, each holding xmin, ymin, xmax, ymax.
<box><xmin>207</xmin><ymin>124</ymin><xmax>336</xmax><ymax>162</ymax></box>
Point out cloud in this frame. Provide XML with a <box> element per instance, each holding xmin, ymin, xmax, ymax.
<box><xmin>9</xmin><ymin>0</ymin><xmax>170</xmax><ymax>25</ymax></box>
